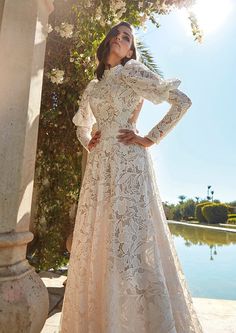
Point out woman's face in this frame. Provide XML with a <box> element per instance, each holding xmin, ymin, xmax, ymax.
<box><xmin>109</xmin><ymin>25</ymin><xmax>134</xmax><ymax>60</ymax></box>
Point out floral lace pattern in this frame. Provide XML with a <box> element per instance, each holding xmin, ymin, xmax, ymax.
<box><xmin>59</xmin><ymin>59</ymin><xmax>204</xmax><ymax>333</ymax></box>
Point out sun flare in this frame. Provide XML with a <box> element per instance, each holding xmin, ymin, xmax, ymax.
<box><xmin>180</xmin><ymin>0</ymin><xmax>234</xmax><ymax>37</ymax></box>
<box><xmin>192</xmin><ymin>0</ymin><xmax>233</xmax><ymax>34</ymax></box>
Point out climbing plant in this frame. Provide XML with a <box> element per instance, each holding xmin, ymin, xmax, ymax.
<box><xmin>27</xmin><ymin>0</ymin><xmax>201</xmax><ymax>271</ymax></box>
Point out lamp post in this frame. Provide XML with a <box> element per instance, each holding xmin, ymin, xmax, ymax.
<box><xmin>207</xmin><ymin>185</ymin><xmax>211</xmax><ymax>200</ymax></box>
<box><xmin>211</xmin><ymin>190</ymin><xmax>214</xmax><ymax>202</ymax></box>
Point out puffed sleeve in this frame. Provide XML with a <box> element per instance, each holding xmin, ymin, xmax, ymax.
<box><xmin>120</xmin><ymin>59</ymin><xmax>181</xmax><ymax>104</ymax></box>
<box><xmin>120</xmin><ymin>59</ymin><xmax>192</xmax><ymax>145</ymax></box>
<box><xmin>72</xmin><ymin>80</ymin><xmax>97</xmax><ymax>152</ymax></box>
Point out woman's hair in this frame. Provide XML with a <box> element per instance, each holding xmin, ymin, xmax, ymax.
<box><xmin>95</xmin><ymin>21</ymin><xmax>137</xmax><ymax>81</ymax></box>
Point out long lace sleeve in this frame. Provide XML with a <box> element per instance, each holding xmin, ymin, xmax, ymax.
<box><xmin>120</xmin><ymin>59</ymin><xmax>192</xmax><ymax>144</ymax></box>
<box><xmin>72</xmin><ymin>80</ymin><xmax>97</xmax><ymax>152</ymax></box>
<box><xmin>145</xmin><ymin>88</ymin><xmax>192</xmax><ymax>144</ymax></box>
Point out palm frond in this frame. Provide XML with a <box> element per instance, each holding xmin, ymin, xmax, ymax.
<box><xmin>136</xmin><ymin>37</ymin><xmax>164</xmax><ymax>78</ymax></box>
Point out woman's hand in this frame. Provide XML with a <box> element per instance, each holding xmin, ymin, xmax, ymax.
<box><xmin>88</xmin><ymin>130</ymin><xmax>101</xmax><ymax>151</ymax></box>
<box><xmin>116</xmin><ymin>129</ymin><xmax>154</xmax><ymax>148</ymax></box>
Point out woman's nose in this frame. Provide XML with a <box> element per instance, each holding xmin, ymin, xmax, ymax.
<box><xmin>116</xmin><ymin>34</ymin><xmax>121</xmax><ymax>41</ymax></box>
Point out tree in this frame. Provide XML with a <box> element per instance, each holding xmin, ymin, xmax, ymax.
<box><xmin>180</xmin><ymin>199</ymin><xmax>196</xmax><ymax>220</ymax></box>
<box><xmin>178</xmin><ymin>195</ymin><xmax>186</xmax><ymax>204</ymax></box>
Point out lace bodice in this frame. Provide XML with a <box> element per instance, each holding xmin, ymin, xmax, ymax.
<box><xmin>72</xmin><ymin>59</ymin><xmax>192</xmax><ymax>151</ymax></box>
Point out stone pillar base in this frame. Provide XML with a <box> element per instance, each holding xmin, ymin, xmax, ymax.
<box><xmin>0</xmin><ymin>231</ymin><xmax>49</xmax><ymax>333</ymax></box>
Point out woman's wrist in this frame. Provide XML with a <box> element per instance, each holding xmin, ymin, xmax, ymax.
<box><xmin>137</xmin><ymin>135</ymin><xmax>155</xmax><ymax>147</ymax></box>
<box><xmin>116</xmin><ymin>129</ymin><xmax>155</xmax><ymax>147</ymax></box>
<box><xmin>144</xmin><ymin>136</ymin><xmax>155</xmax><ymax>144</ymax></box>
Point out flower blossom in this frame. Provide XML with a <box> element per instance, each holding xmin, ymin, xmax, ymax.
<box><xmin>111</xmin><ymin>0</ymin><xmax>126</xmax><ymax>15</ymax></box>
<box><xmin>48</xmin><ymin>68</ymin><xmax>65</xmax><ymax>84</ymax></box>
<box><xmin>47</xmin><ymin>23</ymin><xmax>53</xmax><ymax>34</ymax></box>
<box><xmin>55</xmin><ymin>22</ymin><xmax>74</xmax><ymax>39</ymax></box>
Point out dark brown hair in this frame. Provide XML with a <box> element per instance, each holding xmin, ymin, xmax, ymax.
<box><xmin>95</xmin><ymin>21</ymin><xmax>137</xmax><ymax>81</ymax></box>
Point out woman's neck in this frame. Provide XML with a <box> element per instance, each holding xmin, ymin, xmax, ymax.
<box><xmin>105</xmin><ymin>55</ymin><xmax>121</xmax><ymax>69</ymax></box>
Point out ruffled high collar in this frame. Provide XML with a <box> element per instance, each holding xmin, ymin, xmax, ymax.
<box><xmin>103</xmin><ymin>64</ymin><xmax>123</xmax><ymax>78</ymax></box>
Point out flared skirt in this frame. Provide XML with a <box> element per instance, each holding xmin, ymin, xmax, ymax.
<box><xmin>59</xmin><ymin>137</ymin><xmax>204</xmax><ymax>333</ymax></box>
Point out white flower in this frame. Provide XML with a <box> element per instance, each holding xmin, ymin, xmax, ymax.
<box><xmin>138</xmin><ymin>2</ymin><xmax>143</xmax><ymax>9</ymax></box>
<box><xmin>47</xmin><ymin>23</ymin><xmax>53</xmax><ymax>34</ymax></box>
<box><xmin>116</xmin><ymin>7</ymin><xmax>126</xmax><ymax>19</ymax></box>
<box><xmin>70</xmin><ymin>57</ymin><xmax>74</xmax><ymax>62</ymax></box>
<box><xmin>95</xmin><ymin>6</ymin><xmax>102</xmax><ymax>20</ymax></box>
<box><xmin>110</xmin><ymin>0</ymin><xmax>126</xmax><ymax>18</ymax></box>
<box><xmin>48</xmin><ymin>68</ymin><xmax>65</xmax><ymax>85</ymax></box>
<box><xmin>60</xmin><ymin>22</ymin><xmax>74</xmax><ymax>38</ymax></box>
<box><xmin>111</xmin><ymin>0</ymin><xmax>126</xmax><ymax>12</ymax></box>
<box><xmin>55</xmin><ymin>22</ymin><xmax>74</xmax><ymax>39</ymax></box>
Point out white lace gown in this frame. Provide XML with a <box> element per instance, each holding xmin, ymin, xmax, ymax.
<box><xmin>59</xmin><ymin>59</ymin><xmax>204</xmax><ymax>333</ymax></box>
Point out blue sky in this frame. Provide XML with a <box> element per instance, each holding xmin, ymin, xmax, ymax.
<box><xmin>135</xmin><ymin>3</ymin><xmax>236</xmax><ymax>205</ymax></box>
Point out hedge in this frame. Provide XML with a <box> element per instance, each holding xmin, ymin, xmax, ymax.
<box><xmin>227</xmin><ymin>218</ymin><xmax>236</xmax><ymax>225</ymax></box>
<box><xmin>202</xmin><ymin>203</ymin><xmax>228</xmax><ymax>224</ymax></box>
<box><xmin>195</xmin><ymin>202</ymin><xmax>211</xmax><ymax>223</ymax></box>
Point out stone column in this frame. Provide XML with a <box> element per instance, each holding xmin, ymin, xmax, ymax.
<box><xmin>0</xmin><ymin>1</ymin><xmax>54</xmax><ymax>332</ymax></box>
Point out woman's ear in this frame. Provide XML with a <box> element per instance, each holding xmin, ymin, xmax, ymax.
<box><xmin>126</xmin><ymin>49</ymin><xmax>133</xmax><ymax>59</ymax></box>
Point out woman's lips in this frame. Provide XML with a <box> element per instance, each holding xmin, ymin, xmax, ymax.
<box><xmin>112</xmin><ymin>41</ymin><xmax>120</xmax><ymax>47</ymax></box>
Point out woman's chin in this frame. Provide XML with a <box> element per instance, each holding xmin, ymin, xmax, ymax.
<box><xmin>109</xmin><ymin>50</ymin><xmax>123</xmax><ymax>59</ymax></box>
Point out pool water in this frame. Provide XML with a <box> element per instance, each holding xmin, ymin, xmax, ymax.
<box><xmin>168</xmin><ymin>222</ymin><xmax>236</xmax><ymax>300</ymax></box>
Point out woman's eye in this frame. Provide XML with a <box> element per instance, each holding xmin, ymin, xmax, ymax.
<box><xmin>123</xmin><ymin>36</ymin><xmax>130</xmax><ymax>42</ymax></box>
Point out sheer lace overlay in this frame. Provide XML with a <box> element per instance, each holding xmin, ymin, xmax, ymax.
<box><xmin>59</xmin><ymin>59</ymin><xmax>204</xmax><ymax>333</ymax></box>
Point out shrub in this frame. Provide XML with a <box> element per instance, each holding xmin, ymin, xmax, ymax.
<box><xmin>202</xmin><ymin>203</ymin><xmax>228</xmax><ymax>224</ymax></box>
<box><xmin>195</xmin><ymin>202</ymin><xmax>211</xmax><ymax>223</ymax></box>
<box><xmin>227</xmin><ymin>218</ymin><xmax>236</xmax><ymax>225</ymax></box>
<box><xmin>228</xmin><ymin>214</ymin><xmax>236</xmax><ymax>218</ymax></box>
<box><xmin>227</xmin><ymin>204</ymin><xmax>236</xmax><ymax>214</ymax></box>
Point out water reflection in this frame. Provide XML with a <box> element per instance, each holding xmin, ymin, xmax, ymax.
<box><xmin>168</xmin><ymin>222</ymin><xmax>236</xmax><ymax>246</ymax></box>
<box><xmin>167</xmin><ymin>223</ymin><xmax>236</xmax><ymax>299</ymax></box>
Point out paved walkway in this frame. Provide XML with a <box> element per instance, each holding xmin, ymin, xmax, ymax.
<box><xmin>40</xmin><ymin>271</ymin><xmax>236</xmax><ymax>333</ymax></box>
<box><xmin>168</xmin><ymin>220</ymin><xmax>236</xmax><ymax>233</ymax></box>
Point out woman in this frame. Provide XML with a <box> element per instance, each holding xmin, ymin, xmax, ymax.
<box><xmin>59</xmin><ymin>21</ymin><xmax>204</xmax><ymax>333</ymax></box>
